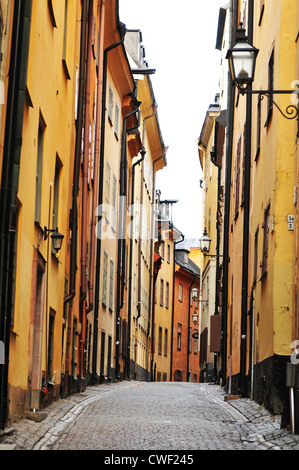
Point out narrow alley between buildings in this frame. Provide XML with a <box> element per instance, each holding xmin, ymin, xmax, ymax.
<box><xmin>1</xmin><ymin>381</ymin><xmax>299</xmax><ymax>453</ymax></box>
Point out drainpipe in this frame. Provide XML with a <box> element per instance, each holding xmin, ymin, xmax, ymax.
<box><xmin>92</xmin><ymin>23</ymin><xmax>126</xmax><ymax>381</ymax></box>
<box><xmin>78</xmin><ymin>0</ymin><xmax>93</xmax><ymax>389</ymax></box>
<box><xmin>81</xmin><ymin>0</ymin><xmax>93</xmax><ymax>304</ymax></box>
<box><xmin>240</xmin><ymin>0</ymin><xmax>253</xmax><ymax>397</ymax></box>
<box><xmin>64</xmin><ymin>0</ymin><xmax>88</xmax><ymax>385</ymax></box>
<box><xmin>221</xmin><ymin>0</ymin><xmax>237</xmax><ymax>389</ymax></box>
<box><xmin>115</xmin><ymin>104</ymin><xmax>141</xmax><ymax>380</ymax></box>
<box><xmin>86</xmin><ymin>0</ymin><xmax>106</xmax><ymax>315</ymax></box>
<box><xmin>0</xmin><ymin>0</ymin><xmax>32</xmax><ymax>430</ymax></box>
<box><xmin>127</xmin><ymin>146</ymin><xmax>146</xmax><ymax>379</ymax></box>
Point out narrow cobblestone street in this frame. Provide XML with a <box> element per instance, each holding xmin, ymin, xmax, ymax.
<box><xmin>1</xmin><ymin>381</ymin><xmax>299</xmax><ymax>453</ymax></box>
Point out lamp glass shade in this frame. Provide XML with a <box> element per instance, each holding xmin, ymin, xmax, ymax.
<box><xmin>226</xmin><ymin>24</ymin><xmax>259</xmax><ymax>89</ymax></box>
<box><xmin>199</xmin><ymin>229</ymin><xmax>211</xmax><ymax>254</ymax></box>
<box><xmin>192</xmin><ymin>312</ymin><xmax>199</xmax><ymax>325</ymax></box>
<box><xmin>191</xmin><ymin>287</ymin><xmax>199</xmax><ymax>299</ymax></box>
<box><xmin>51</xmin><ymin>231</ymin><xmax>64</xmax><ymax>252</ymax></box>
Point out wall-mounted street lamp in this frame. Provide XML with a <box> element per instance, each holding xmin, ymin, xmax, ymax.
<box><xmin>199</xmin><ymin>228</ymin><xmax>212</xmax><ymax>255</ymax></box>
<box><xmin>192</xmin><ymin>311</ymin><xmax>199</xmax><ymax>325</ymax></box>
<box><xmin>226</xmin><ymin>23</ymin><xmax>299</xmax><ymax>122</ymax></box>
<box><xmin>44</xmin><ymin>226</ymin><xmax>64</xmax><ymax>253</ymax></box>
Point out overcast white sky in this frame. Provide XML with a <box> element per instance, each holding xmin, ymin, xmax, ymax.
<box><xmin>119</xmin><ymin>1</ymin><xmax>225</xmax><ymax>239</ymax></box>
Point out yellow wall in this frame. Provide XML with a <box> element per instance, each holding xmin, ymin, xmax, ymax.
<box><xmin>8</xmin><ymin>0</ymin><xmax>81</xmax><ymax>415</ymax></box>
<box><xmin>249</xmin><ymin>0</ymin><xmax>296</xmax><ymax>363</ymax></box>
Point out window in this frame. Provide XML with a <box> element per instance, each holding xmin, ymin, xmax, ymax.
<box><xmin>258</xmin><ymin>0</ymin><xmax>265</xmax><ymax>26</ymax></box>
<box><xmin>253</xmin><ymin>227</ymin><xmax>259</xmax><ymax>284</ymax></box>
<box><xmin>100</xmin><ymin>330</ymin><xmax>105</xmax><ymax>376</ymax></box>
<box><xmin>256</xmin><ymin>94</ymin><xmax>261</xmax><ymax>160</ymax></box>
<box><xmin>167</xmin><ymin>244</ymin><xmax>171</xmax><ymax>263</ymax></box>
<box><xmin>164</xmin><ymin>329</ymin><xmax>168</xmax><ymax>356</ymax></box>
<box><xmin>158</xmin><ymin>327</ymin><xmax>162</xmax><ymax>354</ymax></box>
<box><xmin>109</xmin><ymin>260</ymin><xmax>114</xmax><ymax>311</ymax></box>
<box><xmin>105</xmin><ymin>162</ymin><xmax>110</xmax><ymax>222</ymax></box>
<box><xmin>102</xmin><ymin>251</ymin><xmax>108</xmax><ymax>305</ymax></box>
<box><xmin>194</xmin><ymin>338</ymin><xmax>198</xmax><ymax>354</ymax></box>
<box><xmin>35</xmin><ymin>115</ymin><xmax>45</xmax><ymax>224</ymax></box>
<box><xmin>178</xmin><ymin>283</ymin><xmax>183</xmax><ymax>302</ymax></box>
<box><xmin>112</xmin><ymin>175</ymin><xmax>117</xmax><ymax>231</ymax></box>
<box><xmin>48</xmin><ymin>0</ymin><xmax>57</xmax><ymax>27</ymax></box>
<box><xmin>160</xmin><ymin>279</ymin><xmax>164</xmax><ymax>306</ymax></box>
<box><xmin>52</xmin><ymin>156</ymin><xmax>62</xmax><ymax>252</ymax></box>
<box><xmin>177</xmin><ymin>323</ymin><xmax>182</xmax><ymax>350</ymax></box>
<box><xmin>262</xmin><ymin>203</ymin><xmax>270</xmax><ymax>277</ymax></box>
<box><xmin>241</xmin><ymin>125</ymin><xmax>246</xmax><ymax>204</ymax></box>
<box><xmin>108</xmin><ymin>85</ymin><xmax>113</xmax><ymax>123</ymax></box>
<box><xmin>107</xmin><ymin>335</ymin><xmax>112</xmax><ymax>377</ymax></box>
<box><xmin>234</xmin><ymin>135</ymin><xmax>242</xmax><ymax>218</ymax></box>
<box><xmin>115</xmin><ymin>103</ymin><xmax>119</xmax><ymax>138</ymax></box>
<box><xmin>166</xmin><ymin>282</ymin><xmax>169</xmax><ymax>309</ymax></box>
<box><xmin>62</xmin><ymin>0</ymin><xmax>70</xmax><ymax>79</ymax></box>
<box><xmin>267</xmin><ymin>47</ymin><xmax>274</xmax><ymax>124</ymax></box>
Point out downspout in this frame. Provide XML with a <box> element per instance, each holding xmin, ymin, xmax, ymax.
<box><xmin>0</xmin><ymin>0</ymin><xmax>32</xmax><ymax>430</ymax></box>
<box><xmin>92</xmin><ymin>23</ymin><xmax>126</xmax><ymax>381</ymax></box>
<box><xmin>221</xmin><ymin>0</ymin><xmax>237</xmax><ymax>388</ymax></box>
<box><xmin>127</xmin><ymin>146</ymin><xmax>146</xmax><ymax>379</ymax></box>
<box><xmin>81</xmin><ymin>0</ymin><xmax>93</xmax><ymax>303</ymax></box>
<box><xmin>79</xmin><ymin>0</ymin><xmax>93</xmax><ymax>389</ymax></box>
<box><xmin>240</xmin><ymin>0</ymin><xmax>253</xmax><ymax>396</ymax></box>
<box><xmin>64</xmin><ymin>0</ymin><xmax>88</xmax><ymax>385</ymax></box>
<box><xmin>86</xmin><ymin>0</ymin><xmax>106</xmax><ymax>315</ymax></box>
<box><xmin>115</xmin><ymin>104</ymin><xmax>140</xmax><ymax>380</ymax></box>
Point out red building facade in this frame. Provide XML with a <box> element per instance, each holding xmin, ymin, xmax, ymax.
<box><xmin>172</xmin><ymin>249</ymin><xmax>201</xmax><ymax>382</ymax></box>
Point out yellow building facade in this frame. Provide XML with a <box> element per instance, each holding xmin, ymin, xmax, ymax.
<box><xmin>124</xmin><ymin>30</ymin><xmax>167</xmax><ymax>380</ymax></box>
<box><xmin>219</xmin><ymin>0</ymin><xmax>298</xmax><ymax>417</ymax></box>
<box><xmin>198</xmin><ymin>98</ymin><xmax>223</xmax><ymax>381</ymax></box>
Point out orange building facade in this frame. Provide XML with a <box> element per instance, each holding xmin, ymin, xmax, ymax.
<box><xmin>172</xmin><ymin>248</ymin><xmax>201</xmax><ymax>382</ymax></box>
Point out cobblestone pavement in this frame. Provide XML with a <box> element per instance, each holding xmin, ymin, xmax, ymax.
<box><xmin>1</xmin><ymin>381</ymin><xmax>299</xmax><ymax>451</ymax></box>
